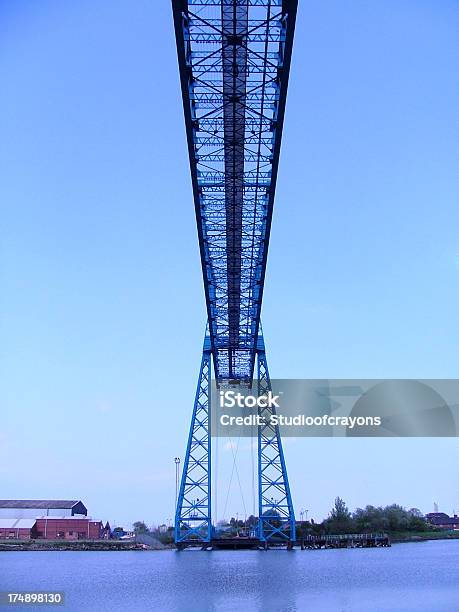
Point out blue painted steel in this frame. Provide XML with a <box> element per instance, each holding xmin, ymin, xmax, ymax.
<box><xmin>175</xmin><ymin>334</ymin><xmax>212</xmax><ymax>544</ymax></box>
<box><xmin>257</xmin><ymin>335</ymin><xmax>296</xmax><ymax>541</ymax></box>
<box><xmin>175</xmin><ymin>328</ymin><xmax>296</xmax><ymax>545</ymax></box>
<box><xmin>173</xmin><ymin>0</ymin><xmax>297</xmax><ymax>546</ymax></box>
<box><xmin>172</xmin><ymin>0</ymin><xmax>298</xmax><ymax>384</ymax></box>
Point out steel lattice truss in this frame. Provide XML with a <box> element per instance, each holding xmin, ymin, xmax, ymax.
<box><xmin>175</xmin><ymin>332</ymin><xmax>296</xmax><ymax>545</ymax></box>
<box><xmin>257</xmin><ymin>339</ymin><xmax>295</xmax><ymax>541</ymax></box>
<box><xmin>175</xmin><ymin>339</ymin><xmax>212</xmax><ymax>543</ymax></box>
<box><xmin>173</xmin><ymin>0</ymin><xmax>297</xmax><ymax>383</ymax></box>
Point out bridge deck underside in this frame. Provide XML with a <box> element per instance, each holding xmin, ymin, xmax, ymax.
<box><xmin>173</xmin><ymin>0</ymin><xmax>297</xmax><ymax>383</ymax></box>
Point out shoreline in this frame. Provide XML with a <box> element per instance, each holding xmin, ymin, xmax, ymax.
<box><xmin>390</xmin><ymin>531</ymin><xmax>459</xmax><ymax>544</ymax></box>
<box><xmin>1</xmin><ymin>532</ymin><xmax>458</xmax><ymax>551</ymax></box>
<box><xmin>0</xmin><ymin>540</ymin><xmax>168</xmax><ymax>552</ymax></box>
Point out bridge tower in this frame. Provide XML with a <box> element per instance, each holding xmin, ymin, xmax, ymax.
<box><xmin>172</xmin><ymin>0</ymin><xmax>298</xmax><ymax>548</ymax></box>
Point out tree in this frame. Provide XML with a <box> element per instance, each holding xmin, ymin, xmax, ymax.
<box><xmin>133</xmin><ymin>521</ymin><xmax>150</xmax><ymax>535</ymax></box>
<box><xmin>407</xmin><ymin>508</ymin><xmax>429</xmax><ymax>531</ymax></box>
<box><xmin>246</xmin><ymin>515</ymin><xmax>258</xmax><ymax>527</ymax></box>
<box><xmin>324</xmin><ymin>497</ymin><xmax>355</xmax><ymax>534</ymax></box>
<box><xmin>330</xmin><ymin>497</ymin><xmax>351</xmax><ymax>522</ymax></box>
<box><xmin>353</xmin><ymin>505</ymin><xmax>388</xmax><ymax>532</ymax></box>
<box><xmin>352</xmin><ymin>505</ymin><xmax>429</xmax><ymax>534</ymax></box>
<box><xmin>229</xmin><ymin>517</ymin><xmax>244</xmax><ymax>528</ymax></box>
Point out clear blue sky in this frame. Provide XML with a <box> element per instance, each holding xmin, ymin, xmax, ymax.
<box><xmin>1</xmin><ymin>0</ymin><xmax>458</xmax><ymax>528</ymax></box>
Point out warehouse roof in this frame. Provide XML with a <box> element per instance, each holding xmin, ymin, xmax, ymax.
<box><xmin>35</xmin><ymin>516</ymin><xmax>98</xmax><ymax>521</ymax></box>
<box><xmin>0</xmin><ymin>518</ymin><xmax>36</xmax><ymax>529</ymax></box>
<box><xmin>0</xmin><ymin>500</ymin><xmax>82</xmax><ymax>509</ymax></box>
<box><xmin>428</xmin><ymin>515</ymin><xmax>459</xmax><ymax>526</ymax></box>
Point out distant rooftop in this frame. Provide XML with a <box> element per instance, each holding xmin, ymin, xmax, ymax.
<box><xmin>426</xmin><ymin>512</ymin><xmax>459</xmax><ymax>526</ymax></box>
<box><xmin>426</xmin><ymin>512</ymin><xmax>449</xmax><ymax>518</ymax></box>
<box><xmin>0</xmin><ymin>500</ymin><xmax>82</xmax><ymax>509</ymax></box>
<box><xmin>35</xmin><ymin>516</ymin><xmax>98</xmax><ymax>521</ymax></box>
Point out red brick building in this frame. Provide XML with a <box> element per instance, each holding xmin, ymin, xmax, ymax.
<box><xmin>426</xmin><ymin>512</ymin><xmax>459</xmax><ymax>530</ymax></box>
<box><xmin>34</xmin><ymin>517</ymin><xmax>103</xmax><ymax>540</ymax></box>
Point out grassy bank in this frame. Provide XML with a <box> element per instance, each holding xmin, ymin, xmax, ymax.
<box><xmin>390</xmin><ymin>530</ymin><xmax>459</xmax><ymax>543</ymax></box>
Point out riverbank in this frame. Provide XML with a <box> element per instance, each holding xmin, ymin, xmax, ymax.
<box><xmin>0</xmin><ymin>539</ymin><xmax>171</xmax><ymax>551</ymax></box>
<box><xmin>390</xmin><ymin>530</ymin><xmax>459</xmax><ymax>543</ymax></box>
<box><xmin>2</xmin><ymin>531</ymin><xmax>459</xmax><ymax>551</ymax></box>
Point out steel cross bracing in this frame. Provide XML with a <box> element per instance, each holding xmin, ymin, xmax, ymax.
<box><xmin>175</xmin><ymin>329</ymin><xmax>296</xmax><ymax>545</ymax></box>
<box><xmin>175</xmin><ymin>334</ymin><xmax>212</xmax><ymax>544</ymax></box>
<box><xmin>172</xmin><ymin>0</ymin><xmax>298</xmax><ymax>384</ymax></box>
<box><xmin>257</xmin><ymin>335</ymin><xmax>295</xmax><ymax>541</ymax></box>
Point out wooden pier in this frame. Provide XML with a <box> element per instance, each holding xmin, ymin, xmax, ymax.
<box><xmin>176</xmin><ymin>533</ymin><xmax>390</xmax><ymax>550</ymax></box>
<box><xmin>299</xmin><ymin>533</ymin><xmax>391</xmax><ymax>550</ymax></box>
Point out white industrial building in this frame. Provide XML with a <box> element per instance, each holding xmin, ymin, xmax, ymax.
<box><xmin>0</xmin><ymin>500</ymin><xmax>88</xmax><ymax>519</ymax></box>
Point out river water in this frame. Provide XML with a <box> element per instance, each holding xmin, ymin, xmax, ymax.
<box><xmin>0</xmin><ymin>540</ymin><xmax>458</xmax><ymax>611</ymax></box>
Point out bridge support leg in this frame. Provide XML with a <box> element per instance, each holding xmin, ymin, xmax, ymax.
<box><xmin>175</xmin><ymin>333</ymin><xmax>212</xmax><ymax>546</ymax></box>
<box><xmin>257</xmin><ymin>334</ymin><xmax>296</xmax><ymax>545</ymax></box>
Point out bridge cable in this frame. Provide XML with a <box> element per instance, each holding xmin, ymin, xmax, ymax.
<box><xmin>214</xmin><ymin>425</ymin><xmax>218</xmax><ymax>524</ymax></box>
<box><xmin>222</xmin><ymin>436</ymin><xmax>247</xmax><ymax>522</ymax></box>
<box><xmin>251</xmin><ymin>419</ymin><xmax>256</xmax><ymax>518</ymax></box>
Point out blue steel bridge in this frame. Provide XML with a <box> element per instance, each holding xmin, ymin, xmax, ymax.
<box><xmin>172</xmin><ymin>0</ymin><xmax>298</xmax><ymax>548</ymax></box>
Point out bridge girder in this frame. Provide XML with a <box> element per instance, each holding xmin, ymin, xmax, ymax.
<box><xmin>172</xmin><ymin>0</ymin><xmax>298</xmax><ymax>384</ymax></box>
